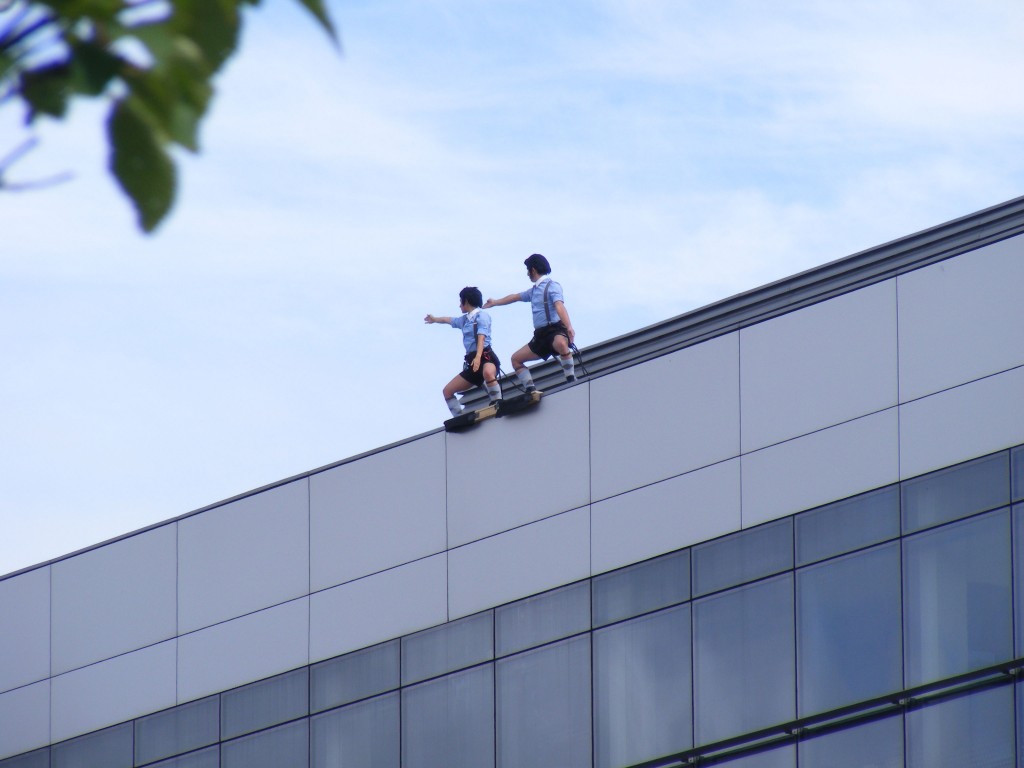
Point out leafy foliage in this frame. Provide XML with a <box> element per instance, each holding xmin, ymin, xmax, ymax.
<box><xmin>0</xmin><ymin>0</ymin><xmax>337</xmax><ymax>232</ymax></box>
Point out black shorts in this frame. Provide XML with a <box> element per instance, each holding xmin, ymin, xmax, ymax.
<box><xmin>459</xmin><ymin>347</ymin><xmax>500</xmax><ymax>387</ymax></box>
<box><xmin>528</xmin><ymin>322</ymin><xmax>570</xmax><ymax>360</ymax></box>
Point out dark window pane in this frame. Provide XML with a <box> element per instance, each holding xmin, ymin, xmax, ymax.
<box><xmin>907</xmin><ymin>685</ymin><xmax>1013</xmax><ymax>768</ymax></box>
<box><xmin>401</xmin><ymin>611</ymin><xmax>493</xmax><ymax>686</ymax></box>
<box><xmin>311</xmin><ymin>693</ymin><xmax>399</xmax><ymax>768</ymax></box>
<box><xmin>221</xmin><ymin>667</ymin><xmax>308</xmax><ymax>740</ymax></box>
<box><xmin>311</xmin><ymin>640</ymin><xmax>399</xmax><ymax>713</ymax></box>
<box><xmin>497</xmin><ymin>634</ymin><xmax>591</xmax><ymax>768</ymax></box>
<box><xmin>52</xmin><ymin>723</ymin><xmax>132</xmax><ymax>768</ymax></box>
<box><xmin>402</xmin><ymin>665</ymin><xmax>494</xmax><ymax>768</ymax></box>
<box><xmin>592</xmin><ymin>549</ymin><xmax>690</xmax><ymax>627</ymax></box>
<box><xmin>797</xmin><ymin>543</ymin><xmax>902</xmax><ymax>715</ymax></box>
<box><xmin>692</xmin><ymin>518</ymin><xmax>792</xmax><ymax>597</ymax></box>
<box><xmin>1016</xmin><ymin>506</ymin><xmax>1024</xmax><ymax>657</ymax></box>
<box><xmin>694</xmin><ymin>574</ymin><xmax>795</xmax><ymax>745</ymax></box>
<box><xmin>1013</xmin><ymin>446</ymin><xmax>1023</xmax><ymax>503</ymax></box>
<box><xmin>147</xmin><ymin>746</ymin><xmax>220</xmax><ymax>768</ymax></box>
<box><xmin>135</xmin><ymin>696</ymin><xmax>219</xmax><ymax>765</ymax></box>
<box><xmin>799</xmin><ymin>715</ymin><xmax>903</xmax><ymax>768</ymax></box>
<box><xmin>222</xmin><ymin>719</ymin><xmax>307</xmax><ymax>768</ymax></box>
<box><xmin>495</xmin><ymin>581</ymin><xmax>590</xmax><ymax>656</ymax></box>
<box><xmin>717</xmin><ymin>744</ymin><xmax>795</xmax><ymax>768</ymax></box>
<box><xmin>795</xmin><ymin>486</ymin><xmax>899</xmax><ymax>566</ymax></box>
<box><xmin>594</xmin><ymin>604</ymin><xmax>692</xmax><ymax>768</ymax></box>
<box><xmin>902</xmin><ymin>452</ymin><xmax>1009</xmax><ymax>533</ymax></box>
<box><xmin>0</xmin><ymin>749</ymin><xmax>49</xmax><ymax>768</ymax></box>
<box><xmin>904</xmin><ymin>510</ymin><xmax>1012</xmax><ymax>686</ymax></box>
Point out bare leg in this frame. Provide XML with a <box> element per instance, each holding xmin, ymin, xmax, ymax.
<box><xmin>443</xmin><ymin>374</ymin><xmax>476</xmax><ymax>400</ymax></box>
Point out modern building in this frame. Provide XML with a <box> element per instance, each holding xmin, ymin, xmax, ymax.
<box><xmin>1</xmin><ymin>196</ymin><xmax>1023</xmax><ymax>768</ymax></box>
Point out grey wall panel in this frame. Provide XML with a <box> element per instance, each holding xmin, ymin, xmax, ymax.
<box><xmin>51</xmin><ymin>640</ymin><xmax>176</xmax><ymax>743</ymax></box>
<box><xmin>0</xmin><ymin>567</ymin><xmax>49</xmax><ymax>693</ymax></box>
<box><xmin>448</xmin><ymin>507</ymin><xmax>590</xmax><ymax>620</ymax></box>
<box><xmin>740</xmin><ymin>280</ymin><xmax>898</xmax><ymax>453</ymax></box>
<box><xmin>178</xmin><ymin>480</ymin><xmax>309</xmax><ymax>634</ymax></box>
<box><xmin>51</xmin><ymin>525</ymin><xmax>176</xmax><ymax>675</ymax></box>
<box><xmin>446</xmin><ymin>386</ymin><xmax>590</xmax><ymax>548</ymax></box>
<box><xmin>309</xmin><ymin>554</ymin><xmax>447</xmax><ymax>663</ymax></box>
<box><xmin>590</xmin><ymin>333</ymin><xmax>740</xmax><ymax>502</ymax></box>
<box><xmin>310</xmin><ymin>433</ymin><xmax>446</xmax><ymax>592</ymax></box>
<box><xmin>742</xmin><ymin>409</ymin><xmax>899</xmax><ymax>528</ymax></box>
<box><xmin>591</xmin><ymin>459</ymin><xmax>741</xmax><ymax>575</ymax></box>
<box><xmin>898</xmin><ymin>234</ymin><xmax>1024</xmax><ymax>402</ymax></box>
<box><xmin>900</xmin><ymin>366</ymin><xmax>1024</xmax><ymax>480</ymax></box>
<box><xmin>177</xmin><ymin>597</ymin><xmax>309</xmax><ymax>704</ymax></box>
<box><xmin>0</xmin><ymin>681</ymin><xmax>49</xmax><ymax>760</ymax></box>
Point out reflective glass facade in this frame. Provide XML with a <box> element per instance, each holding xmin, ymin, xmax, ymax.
<box><xmin>7</xmin><ymin>442</ymin><xmax>1022</xmax><ymax>768</ymax></box>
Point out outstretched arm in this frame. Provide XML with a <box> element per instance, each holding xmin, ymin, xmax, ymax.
<box><xmin>424</xmin><ymin>314</ymin><xmax>452</xmax><ymax>324</ymax></box>
<box><xmin>483</xmin><ymin>293</ymin><xmax>521</xmax><ymax>309</ymax></box>
<box><xmin>554</xmin><ymin>301</ymin><xmax>575</xmax><ymax>343</ymax></box>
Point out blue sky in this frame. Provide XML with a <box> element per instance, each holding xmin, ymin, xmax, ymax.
<box><xmin>2</xmin><ymin>0</ymin><xmax>1023</xmax><ymax>575</ymax></box>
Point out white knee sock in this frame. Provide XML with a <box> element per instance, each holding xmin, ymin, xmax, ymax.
<box><xmin>446</xmin><ymin>397</ymin><xmax>462</xmax><ymax>416</ymax></box>
<box><xmin>559</xmin><ymin>355</ymin><xmax>575</xmax><ymax>379</ymax></box>
<box><xmin>486</xmin><ymin>382</ymin><xmax>502</xmax><ymax>401</ymax></box>
<box><xmin>516</xmin><ymin>369</ymin><xmax>535</xmax><ymax>389</ymax></box>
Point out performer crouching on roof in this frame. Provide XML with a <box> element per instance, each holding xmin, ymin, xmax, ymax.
<box><xmin>425</xmin><ymin>286</ymin><xmax>503</xmax><ymax>417</ymax></box>
<box><xmin>484</xmin><ymin>253</ymin><xmax>576</xmax><ymax>392</ymax></box>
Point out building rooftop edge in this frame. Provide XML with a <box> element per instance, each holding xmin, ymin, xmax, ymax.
<box><xmin>5</xmin><ymin>193</ymin><xmax>1024</xmax><ymax>582</ymax></box>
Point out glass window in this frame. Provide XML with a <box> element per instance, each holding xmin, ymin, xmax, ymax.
<box><xmin>797</xmin><ymin>543</ymin><xmax>902</xmax><ymax>715</ymax></box>
<box><xmin>401</xmin><ymin>611</ymin><xmax>493</xmax><ymax>686</ymax></box>
<box><xmin>798</xmin><ymin>715</ymin><xmax>903</xmax><ymax>768</ymax></box>
<box><xmin>135</xmin><ymin>696</ymin><xmax>219</xmax><ymax>765</ymax></box>
<box><xmin>902</xmin><ymin>452</ymin><xmax>1009</xmax><ymax>533</ymax></box>
<box><xmin>311</xmin><ymin>693</ymin><xmax>399</xmax><ymax>768</ymax></box>
<box><xmin>1014</xmin><ymin>506</ymin><xmax>1024</xmax><ymax>657</ymax></box>
<box><xmin>716</xmin><ymin>744</ymin><xmax>795</xmax><ymax>768</ymax></box>
<box><xmin>795</xmin><ymin>486</ymin><xmax>899</xmax><ymax>566</ymax></box>
<box><xmin>495</xmin><ymin>581</ymin><xmax>590</xmax><ymax>656</ymax></box>
<box><xmin>221</xmin><ymin>719</ymin><xmax>308</xmax><ymax>768</ymax></box>
<box><xmin>592</xmin><ymin>549</ymin><xmax>690</xmax><ymax>627</ymax></box>
<box><xmin>221</xmin><ymin>667</ymin><xmax>308</xmax><ymax>740</ymax></box>
<box><xmin>0</xmin><ymin>749</ymin><xmax>49</xmax><ymax>768</ymax></box>
<box><xmin>147</xmin><ymin>746</ymin><xmax>220</xmax><ymax>768</ymax></box>
<box><xmin>692</xmin><ymin>518</ymin><xmax>792</xmax><ymax>597</ymax></box>
<box><xmin>904</xmin><ymin>510</ymin><xmax>1012</xmax><ymax>687</ymax></box>
<box><xmin>906</xmin><ymin>684</ymin><xmax>1013</xmax><ymax>768</ymax></box>
<box><xmin>402</xmin><ymin>664</ymin><xmax>494</xmax><ymax>768</ymax></box>
<box><xmin>1013</xmin><ymin>446</ymin><xmax>1023</xmax><ymax>503</ymax></box>
<box><xmin>593</xmin><ymin>604</ymin><xmax>692</xmax><ymax>768</ymax></box>
<box><xmin>311</xmin><ymin>640</ymin><xmax>399</xmax><ymax>713</ymax></box>
<box><xmin>496</xmin><ymin>634</ymin><xmax>591</xmax><ymax>768</ymax></box>
<box><xmin>52</xmin><ymin>723</ymin><xmax>133</xmax><ymax>768</ymax></box>
<box><xmin>693</xmin><ymin>574</ymin><xmax>795</xmax><ymax>745</ymax></box>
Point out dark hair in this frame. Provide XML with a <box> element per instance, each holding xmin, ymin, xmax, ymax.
<box><xmin>524</xmin><ymin>253</ymin><xmax>551</xmax><ymax>275</ymax></box>
<box><xmin>459</xmin><ymin>286</ymin><xmax>483</xmax><ymax>308</ymax></box>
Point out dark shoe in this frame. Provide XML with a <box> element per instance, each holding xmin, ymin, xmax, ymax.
<box><xmin>525</xmin><ymin>385</ymin><xmax>537</xmax><ymax>394</ymax></box>
<box><xmin>565</xmin><ymin>374</ymin><xmax>576</xmax><ymax>382</ymax></box>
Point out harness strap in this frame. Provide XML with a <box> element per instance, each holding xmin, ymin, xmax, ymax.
<box><xmin>542</xmin><ymin>280</ymin><xmax>552</xmax><ymax>324</ymax></box>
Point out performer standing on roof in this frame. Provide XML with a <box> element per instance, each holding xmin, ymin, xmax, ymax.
<box><xmin>484</xmin><ymin>253</ymin><xmax>576</xmax><ymax>392</ymax></box>
<box><xmin>425</xmin><ymin>286</ymin><xmax>503</xmax><ymax>417</ymax></box>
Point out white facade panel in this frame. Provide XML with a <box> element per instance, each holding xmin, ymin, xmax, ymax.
<box><xmin>309</xmin><ymin>554</ymin><xmax>447</xmax><ymax>662</ymax></box>
<box><xmin>898</xmin><ymin>235</ymin><xmax>1024</xmax><ymax>402</ymax></box>
<box><xmin>51</xmin><ymin>525</ymin><xmax>176</xmax><ymax>675</ymax></box>
<box><xmin>177</xmin><ymin>597</ymin><xmax>309</xmax><ymax>704</ymax></box>
<box><xmin>740</xmin><ymin>281</ymin><xmax>898</xmax><ymax>453</ymax></box>
<box><xmin>590</xmin><ymin>333</ymin><xmax>740</xmax><ymax>502</ymax></box>
<box><xmin>899</xmin><ymin>365</ymin><xmax>1024</xmax><ymax>479</ymax></box>
<box><xmin>741</xmin><ymin>408</ymin><xmax>899</xmax><ymax>527</ymax></box>
<box><xmin>448</xmin><ymin>507</ymin><xmax>590</xmax><ymax>619</ymax></box>
<box><xmin>446</xmin><ymin>385</ymin><xmax>590</xmax><ymax>548</ymax></box>
<box><xmin>178</xmin><ymin>480</ymin><xmax>309</xmax><ymax>634</ymax></box>
<box><xmin>0</xmin><ymin>681</ymin><xmax>49</xmax><ymax>760</ymax></box>
<box><xmin>51</xmin><ymin>640</ymin><xmax>176</xmax><ymax>743</ymax></box>
<box><xmin>0</xmin><ymin>567</ymin><xmax>49</xmax><ymax>693</ymax></box>
<box><xmin>310</xmin><ymin>433</ymin><xmax>446</xmax><ymax>592</ymax></box>
<box><xmin>591</xmin><ymin>458</ymin><xmax>741</xmax><ymax>575</ymax></box>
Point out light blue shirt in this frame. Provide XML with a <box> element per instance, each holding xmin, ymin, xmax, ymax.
<box><xmin>518</xmin><ymin>276</ymin><xmax>565</xmax><ymax>329</ymax></box>
<box><xmin>451</xmin><ymin>308</ymin><xmax>493</xmax><ymax>353</ymax></box>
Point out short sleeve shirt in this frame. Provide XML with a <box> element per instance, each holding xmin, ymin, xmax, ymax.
<box><xmin>518</xmin><ymin>276</ymin><xmax>565</xmax><ymax>329</ymax></box>
<box><xmin>451</xmin><ymin>309</ymin><xmax>493</xmax><ymax>353</ymax></box>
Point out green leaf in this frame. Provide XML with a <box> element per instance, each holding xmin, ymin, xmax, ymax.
<box><xmin>21</xmin><ymin>64</ymin><xmax>72</xmax><ymax>120</ymax></box>
<box><xmin>293</xmin><ymin>0</ymin><xmax>338</xmax><ymax>43</ymax></box>
<box><xmin>171</xmin><ymin>0</ymin><xmax>240</xmax><ymax>74</ymax></box>
<box><xmin>69</xmin><ymin>41</ymin><xmax>121</xmax><ymax>96</ymax></box>
<box><xmin>107</xmin><ymin>97</ymin><xmax>177</xmax><ymax>232</ymax></box>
